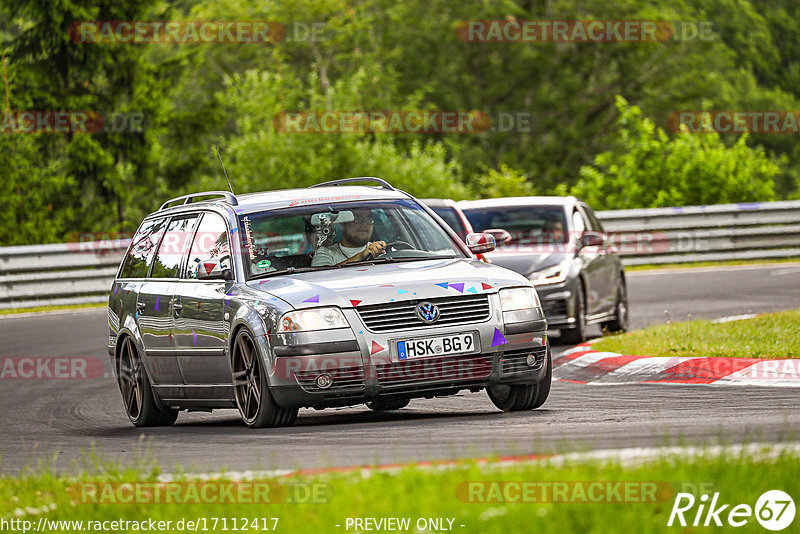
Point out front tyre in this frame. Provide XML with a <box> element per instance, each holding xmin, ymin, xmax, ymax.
<box><xmin>560</xmin><ymin>282</ymin><xmax>587</xmax><ymax>345</ymax></box>
<box><xmin>117</xmin><ymin>336</ymin><xmax>178</xmax><ymax>427</ymax></box>
<box><xmin>487</xmin><ymin>344</ymin><xmax>552</xmax><ymax>411</ymax></box>
<box><xmin>232</xmin><ymin>329</ymin><xmax>298</xmax><ymax>428</ymax></box>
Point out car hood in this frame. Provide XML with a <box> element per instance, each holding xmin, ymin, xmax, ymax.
<box><xmin>485</xmin><ymin>250</ymin><xmax>571</xmax><ymax>278</ymax></box>
<box><xmin>245</xmin><ymin>258</ymin><xmax>529</xmax><ymax>309</ymax></box>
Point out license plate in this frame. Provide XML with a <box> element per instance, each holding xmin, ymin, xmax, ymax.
<box><xmin>396</xmin><ymin>333</ymin><xmax>475</xmax><ymax>360</ymax></box>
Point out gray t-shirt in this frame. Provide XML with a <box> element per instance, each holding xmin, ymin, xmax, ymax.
<box><xmin>312</xmin><ymin>242</ymin><xmax>368</xmax><ymax>266</ymax></box>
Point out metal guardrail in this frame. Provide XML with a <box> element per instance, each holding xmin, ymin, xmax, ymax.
<box><xmin>597</xmin><ymin>200</ymin><xmax>800</xmax><ymax>266</ymax></box>
<box><xmin>0</xmin><ymin>200</ymin><xmax>799</xmax><ymax>309</ymax></box>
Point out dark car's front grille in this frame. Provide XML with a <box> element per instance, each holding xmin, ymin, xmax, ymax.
<box><xmin>500</xmin><ymin>346</ymin><xmax>547</xmax><ymax>375</ymax></box>
<box><xmin>356</xmin><ymin>294</ymin><xmax>491</xmax><ymax>332</ymax></box>
<box><xmin>294</xmin><ymin>366</ymin><xmax>365</xmax><ymax>393</ymax></box>
<box><xmin>542</xmin><ymin>299</ymin><xmax>568</xmax><ymax>319</ymax></box>
<box><xmin>374</xmin><ymin>354</ymin><xmax>493</xmax><ymax>389</ymax></box>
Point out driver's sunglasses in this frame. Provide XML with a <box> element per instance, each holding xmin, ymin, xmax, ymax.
<box><xmin>351</xmin><ymin>216</ymin><xmax>374</xmax><ymax>225</ymax></box>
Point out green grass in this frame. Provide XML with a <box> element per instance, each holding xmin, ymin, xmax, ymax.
<box><xmin>594</xmin><ymin>309</ymin><xmax>800</xmax><ymax>359</ymax></box>
<box><xmin>0</xmin><ymin>302</ymin><xmax>104</xmax><ymax>316</ymax></box>
<box><xmin>626</xmin><ymin>258</ymin><xmax>800</xmax><ymax>271</ymax></box>
<box><xmin>2</xmin><ymin>449</ymin><xmax>798</xmax><ymax>533</ymax></box>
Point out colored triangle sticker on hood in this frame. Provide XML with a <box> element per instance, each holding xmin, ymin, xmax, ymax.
<box><xmin>482</xmin><ymin>282</ymin><xmax>493</xmax><ymax>290</ymax></box>
<box><xmin>449</xmin><ymin>282</ymin><xmax>465</xmax><ymax>293</ymax></box>
<box><xmin>350</xmin><ymin>300</ymin><xmax>362</xmax><ymax>307</ymax></box>
<box><xmin>435</xmin><ymin>282</ymin><xmax>449</xmax><ymax>289</ymax></box>
<box><xmin>370</xmin><ymin>341</ymin><xmax>385</xmax><ymax>355</ymax></box>
<box><xmin>466</xmin><ymin>286</ymin><xmax>477</xmax><ymax>293</ymax></box>
<box><xmin>303</xmin><ymin>294</ymin><xmax>320</xmax><ymax>303</ymax></box>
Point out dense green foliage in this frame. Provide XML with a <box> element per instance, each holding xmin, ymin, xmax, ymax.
<box><xmin>1</xmin><ymin>0</ymin><xmax>800</xmax><ymax>244</ymax></box>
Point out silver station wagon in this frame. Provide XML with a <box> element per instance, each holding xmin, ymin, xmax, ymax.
<box><xmin>108</xmin><ymin>178</ymin><xmax>550</xmax><ymax>428</ymax></box>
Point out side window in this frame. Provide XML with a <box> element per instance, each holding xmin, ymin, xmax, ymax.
<box><xmin>119</xmin><ymin>218</ymin><xmax>168</xmax><ymax>278</ymax></box>
<box><xmin>185</xmin><ymin>213</ymin><xmax>231</xmax><ymax>279</ymax></box>
<box><xmin>151</xmin><ymin>215</ymin><xmax>199</xmax><ymax>278</ymax></box>
<box><xmin>581</xmin><ymin>205</ymin><xmax>604</xmax><ymax>233</ymax></box>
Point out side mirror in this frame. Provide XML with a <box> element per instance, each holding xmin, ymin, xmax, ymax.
<box><xmin>465</xmin><ymin>233</ymin><xmax>497</xmax><ymax>254</ymax></box>
<box><xmin>195</xmin><ymin>259</ymin><xmax>233</xmax><ymax>281</ymax></box>
<box><xmin>482</xmin><ymin>228</ymin><xmax>513</xmax><ymax>246</ymax></box>
<box><xmin>579</xmin><ymin>231</ymin><xmax>605</xmax><ymax>249</ymax></box>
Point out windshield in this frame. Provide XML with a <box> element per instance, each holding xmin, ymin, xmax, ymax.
<box><xmin>237</xmin><ymin>199</ymin><xmax>465</xmax><ymax>278</ymax></box>
<box><xmin>463</xmin><ymin>205</ymin><xmax>569</xmax><ymax>246</ymax></box>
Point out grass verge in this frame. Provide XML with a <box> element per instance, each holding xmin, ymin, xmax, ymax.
<box><xmin>2</xmin><ymin>449</ymin><xmax>798</xmax><ymax>533</ymax></box>
<box><xmin>593</xmin><ymin>309</ymin><xmax>800</xmax><ymax>359</ymax></box>
<box><xmin>626</xmin><ymin>257</ymin><xmax>800</xmax><ymax>271</ymax></box>
<box><xmin>0</xmin><ymin>303</ymin><xmax>104</xmax><ymax>316</ymax></box>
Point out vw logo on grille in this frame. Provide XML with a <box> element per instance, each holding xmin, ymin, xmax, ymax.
<box><xmin>415</xmin><ymin>302</ymin><xmax>440</xmax><ymax>324</ymax></box>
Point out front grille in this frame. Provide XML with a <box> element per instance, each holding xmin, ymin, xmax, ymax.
<box><xmin>294</xmin><ymin>365</ymin><xmax>365</xmax><ymax>393</ymax></box>
<box><xmin>375</xmin><ymin>354</ymin><xmax>492</xmax><ymax>390</ymax></box>
<box><xmin>500</xmin><ymin>346</ymin><xmax>547</xmax><ymax>375</ymax></box>
<box><xmin>356</xmin><ymin>294</ymin><xmax>491</xmax><ymax>332</ymax></box>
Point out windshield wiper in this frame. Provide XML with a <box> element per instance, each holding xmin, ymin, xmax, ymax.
<box><xmin>249</xmin><ymin>264</ymin><xmax>342</xmax><ymax>280</ymax></box>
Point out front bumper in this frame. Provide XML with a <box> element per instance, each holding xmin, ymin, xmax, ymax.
<box><xmin>266</xmin><ymin>296</ymin><xmax>547</xmax><ymax>408</ymax></box>
<box><xmin>535</xmin><ymin>278</ymin><xmax>578</xmax><ymax>328</ymax></box>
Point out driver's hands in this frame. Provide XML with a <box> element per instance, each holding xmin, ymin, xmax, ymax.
<box><xmin>356</xmin><ymin>241</ymin><xmax>386</xmax><ymax>261</ymax></box>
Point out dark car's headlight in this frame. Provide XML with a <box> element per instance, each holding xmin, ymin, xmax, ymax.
<box><xmin>529</xmin><ymin>259</ymin><xmax>570</xmax><ymax>286</ymax></box>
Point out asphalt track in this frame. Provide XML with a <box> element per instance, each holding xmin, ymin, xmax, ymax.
<box><xmin>1</xmin><ymin>263</ymin><xmax>799</xmax><ymax>474</ymax></box>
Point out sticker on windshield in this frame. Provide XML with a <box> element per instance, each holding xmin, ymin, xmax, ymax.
<box><xmin>242</xmin><ymin>216</ymin><xmax>255</xmax><ymax>260</ymax></box>
<box><xmin>256</xmin><ymin>259</ymin><xmax>271</xmax><ymax>270</ymax></box>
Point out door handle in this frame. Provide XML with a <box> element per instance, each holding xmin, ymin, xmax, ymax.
<box><xmin>173</xmin><ymin>300</ymin><xmax>183</xmax><ymax>313</ymax></box>
<box><xmin>136</xmin><ymin>301</ymin><xmax>145</xmax><ymax>311</ymax></box>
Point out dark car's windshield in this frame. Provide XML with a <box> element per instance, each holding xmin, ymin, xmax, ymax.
<box><xmin>463</xmin><ymin>205</ymin><xmax>569</xmax><ymax>245</ymax></box>
<box><xmin>237</xmin><ymin>199</ymin><xmax>465</xmax><ymax>278</ymax></box>
<box><xmin>429</xmin><ymin>206</ymin><xmax>468</xmax><ymax>240</ymax></box>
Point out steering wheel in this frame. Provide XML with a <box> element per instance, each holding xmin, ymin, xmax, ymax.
<box><xmin>384</xmin><ymin>240</ymin><xmax>415</xmax><ymax>253</ymax></box>
<box><xmin>364</xmin><ymin>240</ymin><xmax>416</xmax><ymax>260</ymax></box>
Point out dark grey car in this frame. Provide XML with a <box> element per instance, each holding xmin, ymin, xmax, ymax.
<box><xmin>108</xmin><ymin>179</ymin><xmax>551</xmax><ymax>428</ymax></box>
<box><xmin>459</xmin><ymin>196</ymin><xmax>628</xmax><ymax>344</ymax></box>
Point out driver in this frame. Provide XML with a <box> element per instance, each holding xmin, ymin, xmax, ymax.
<box><xmin>311</xmin><ymin>209</ymin><xmax>386</xmax><ymax>266</ymax></box>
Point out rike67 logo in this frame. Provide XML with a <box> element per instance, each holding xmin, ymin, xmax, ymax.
<box><xmin>668</xmin><ymin>490</ymin><xmax>795</xmax><ymax>531</ymax></box>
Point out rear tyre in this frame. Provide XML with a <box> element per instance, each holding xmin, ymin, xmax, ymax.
<box><xmin>602</xmin><ymin>277</ymin><xmax>629</xmax><ymax>334</ymax></box>
<box><xmin>560</xmin><ymin>282</ymin><xmax>587</xmax><ymax>345</ymax></box>
<box><xmin>487</xmin><ymin>344</ymin><xmax>552</xmax><ymax>412</ymax></box>
<box><xmin>232</xmin><ymin>329</ymin><xmax>298</xmax><ymax>428</ymax></box>
<box><xmin>366</xmin><ymin>398</ymin><xmax>410</xmax><ymax>411</ymax></box>
<box><xmin>117</xmin><ymin>336</ymin><xmax>179</xmax><ymax>427</ymax></box>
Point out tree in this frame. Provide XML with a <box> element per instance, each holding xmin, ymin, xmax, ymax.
<box><xmin>572</xmin><ymin>96</ymin><xmax>779</xmax><ymax>209</ymax></box>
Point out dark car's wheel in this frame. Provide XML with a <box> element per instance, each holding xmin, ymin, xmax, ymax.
<box><xmin>118</xmin><ymin>336</ymin><xmax>178</xmax><ymax>427</ymax></box>
<box><xmin>487</xmin><ymin>344</ymin><xmax>552</xmax><ymax>411</ymax></box>
<box><xmin>602</xmin><ymin>277</ymin><xmax>629</xmax><ymax>334</ymax></box>
<box><xmin>560</xmin><ymin>282</ymin><xmax>587</xmax><ymax>345</ymax></box>
<box><xmin>232</xmin><ymin>329</ymin><xmax>298</xmax><ymax>428</ymax></box>
<box><xmin>366</xmin><ymin>398</ymin><xmax>410</xmax><ymax>411</ymax></box>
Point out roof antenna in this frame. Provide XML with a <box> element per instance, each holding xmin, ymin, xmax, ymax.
<box><xmin>214</xmin><ymin>144</ymin><xmax>235</xmax><ymax>194</ymax></box>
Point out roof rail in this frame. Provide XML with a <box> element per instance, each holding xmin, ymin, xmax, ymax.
<box><xmin>159</xmin><ymin>191</ymin><xmax>238</xmax><ymax>211</ymax></box>
<box><xmin>309</xmin><ymin>177</ymin><xmax>396</xmax><ymax>191</ymax></box>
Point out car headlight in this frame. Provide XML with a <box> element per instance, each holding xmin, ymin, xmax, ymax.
<box><xmin>277</xmin><ymin>307</ymin><xmax>349</xmax><ymax>332</ymax></box>
<box><xmin>499</xmin><ymin>287</ymin><xmax>541</xmax><ymax>311</ymax></box>
<box><xmin>529</xmin><ymin>259</ymin><xmax>570</xmax><ymax>286</ymax></box>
